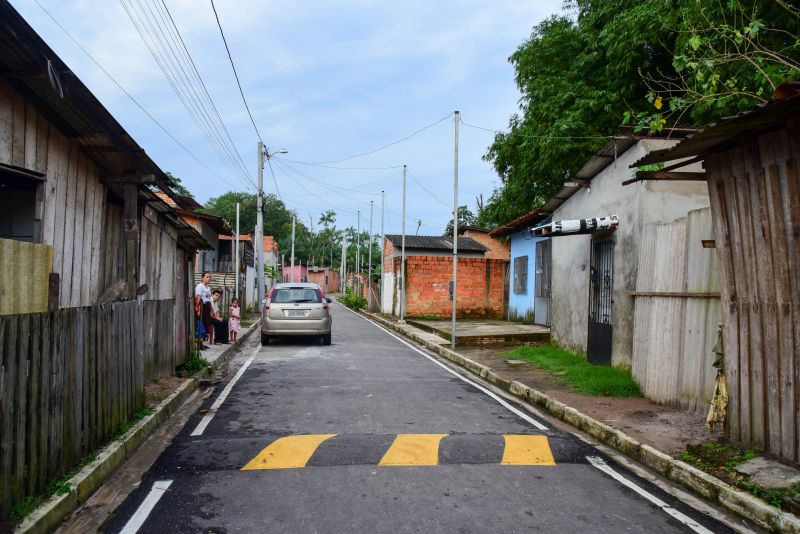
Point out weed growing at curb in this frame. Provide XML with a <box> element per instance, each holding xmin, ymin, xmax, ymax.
<box><xmin>506</xmin><ymin>345</ymin><xmax>642</xmax><ymax>397</ymax></box>
<box><xmin>182</xmin><ymin>354</ymin><xmax>211</xmax><ymax>375</ymax></box>
<box><xmin>340</xmin><ymin>287</ymin><xmax>367</xmax><ymax>310</ymax></box>
<box><xmin>680</xmin><ymin>441</ymin><xmax>800</xmax><ymax>509</ymax></box>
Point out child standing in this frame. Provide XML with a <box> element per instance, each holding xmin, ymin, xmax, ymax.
<box><xmin>194</xmin><ymin>295</ymin><xmax>207</xmax><ymax>352</ymax></box>
<box><xmin>228</xmin><ymin>297</ymin><xmax>241</xmax><ymax>342</ymax></box>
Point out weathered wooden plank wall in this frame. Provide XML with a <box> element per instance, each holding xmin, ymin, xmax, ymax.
<box><xmin>0</xmin><ymin>299</ymin><xmax>179</xmax><ymax>519</ymax></box>
<box><xmin>705</xmin><ymin>118</ymin><xmax>800</xmax><ymax>462</ymax></box>
<box><xmin>631</xmin><ymin>208</ymin><xmax>721</xmax><ymax>412</ymax></box>
<box><xmin>0</xmin><ymin>79</ymin><xmax>109</xmax><ymax>309</ymax></box>
<box><xmin>0</xmin><ymin>238</ymin><xmax>53</xmax><ymax>314</ymax></box>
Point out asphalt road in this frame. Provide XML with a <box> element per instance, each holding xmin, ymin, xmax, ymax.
<box><xmin>105</xmin><ymin>303</ymin><xmax>731</xmax><ymax>533</ymax></box>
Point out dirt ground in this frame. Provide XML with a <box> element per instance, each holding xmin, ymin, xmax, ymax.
<box><xmin>144</xmin><ymin>376</ymin><xmax>186</xmax><ymax>409</ymax></box>
<box><xmin>459</xmin><ymin>346</ymin><xmax>723</xmax><ymax>456</ymax></box>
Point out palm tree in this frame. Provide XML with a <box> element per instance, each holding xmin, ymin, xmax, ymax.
<box><xmin>318</xmin><ymin>210</ymin><xmax>336</xmax><ymax>229</ymax></box>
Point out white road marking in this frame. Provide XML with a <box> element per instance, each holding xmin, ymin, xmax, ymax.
<box><xmin>587</xmin><ymin>456</ymin><xmax>714</xmax><ymax>534</ymax></box>
<box><xmin>339</xmin><ymin>304</ymin><xmax>548</xmax><ymax>431</ymax></box>
<box><xmin>190</xmin><ymin>345</ymin><xmax>259</xmax><ymax>436</ymax></box>
<box><xmin>118</xmin><ymin>479</ymin><xmax>173</xmax><ymax>534</ymax></box>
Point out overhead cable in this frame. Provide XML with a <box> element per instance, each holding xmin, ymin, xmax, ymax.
<box><xmin>31</xmin><ymin>0</ymin><xmax>248</xmax><ymax>193</ymax></box>
<box><xmin>300</xmin><ymin>113</ymin><xmax>453</xmax><ymax>165</ymax></box>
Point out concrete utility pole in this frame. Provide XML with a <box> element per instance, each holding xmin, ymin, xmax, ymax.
<box><xmin>281</xmin><ymin>253</ymin><xmax>285</xmax><ymax>282</ymax></box>
<box><xmin>256</xmin><ymin>142</ymin><xmax>265</xmax><ymax>308</ymax></box>
<box><xmin>235</xmin><ymin>202</ymin><xmax>240</xmax><ymax>300</ymax></box>
<box><xmin>368</xmin><ymin>200</ymin><xmax>373</xmax><ymax>309</ymax></box>
<box><xmin>400</xmin><ymin>164</ymin><xmax>407</xmax><ymax>322</ymax></box>
<box><xmin>451</xmin><ymin>111</ymin><xmax>460</xmax><ymax>349</ymax></box>
<box><xmin>290</xmin><ymin>216</ymin><xmax>296</xmax><ymax>283</ymax></box>
<box><xmin>340</xmin><ymin>240</ymin><xmax>347</xmax><ymax>292</ymax></box>
<box><xmin>380</xmin><ymin>190</ymin><xmax>385</xmax><ymax>313</ymax></box>
<box><xmin>356</xmin><ymin>211</ymin><xmax>361</xmax><ymax>276</ymax></box>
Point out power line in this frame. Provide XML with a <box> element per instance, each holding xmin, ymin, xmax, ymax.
<box><xmin>209</xmin><ymin>0</ymin><xmax>265</xmax><ymax>145</ymax></box>
<box><xmin>31</xmin><ymin>0</ymin><xmax>248</xmax><ymax>193</ymax></box>
<box><xmin>460</xmin><ymin>118</ymin><xmax>612</xmax><ymax>140</ymax></box>
<box><xmin>408</xmin><ymin>170</ymin><xmax>450</xmax><ymax>209</ymax></box>
<box><xmin>272</xmin><ymin>157</ymin><xmax>404</xmax><ymax>171</ymax></box>
<box><xmin>120</xmin><ymin>0</ymin><xmax>255</xmax><ymax>189</ymax></box>
<box><xmin>300</xmin><ymin>113</ymin><xmax>453</xmax><ymax>165</ymax></box>
<box><xmin>266</xmin><ymin>158</ymin><xmax>283</xmax><ymax>200</ymax></box>
<box><xmin>157</xmin><ymin>0</ymin><xmax>255</xmax><ymax>185</ymax></box>
<box><xmin>124</xmin><ymin>0</ymin><xmax>252</xmax><ymax>186</ymax></box>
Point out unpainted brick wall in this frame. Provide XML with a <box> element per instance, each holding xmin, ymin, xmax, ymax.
<box><xmin>401</xmin><ymin>256</ymin><xmax>505</xmax><ymax>319</ymax></box>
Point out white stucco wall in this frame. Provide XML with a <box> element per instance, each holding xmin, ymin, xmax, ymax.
<box><xmin>549</xmin><ymin>139</ymin><xmax>710</xmax><ymax>366</ymax></box>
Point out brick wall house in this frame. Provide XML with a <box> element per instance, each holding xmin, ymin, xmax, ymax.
<box><xmin>308</xmin><ymin>267</ymin><xmax>340</xmax><ymax>293</ymax></box>
<box><xmin>457</xmin><ymin>226</ymin><xmax>510</xmax><ymax>260</ymax></box>
<box><xmin>382</xmin><ymin>235</ymin><xmax>506</xmax><ymax>319</ymax></box>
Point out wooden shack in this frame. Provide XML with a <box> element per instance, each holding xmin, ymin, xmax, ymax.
<box><xmin>633</xmin><ymin>89</ymin><xmax>800</xmax><ymax>462</ymax></box>
<box><xmin>0</xmin><ymin>3</ymin><xmax>210</xmax><ymax>518</ymax></box>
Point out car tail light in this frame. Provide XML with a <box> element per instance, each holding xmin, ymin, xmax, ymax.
<box><xmin>265</xmin><ymin>287</ymin><xmax>276</xmax><ymax>311</ymax></box>
<box><xmin>319</xmin><ymin>289</ymin><xmax>328</xmax><ymax>310</ymax></box>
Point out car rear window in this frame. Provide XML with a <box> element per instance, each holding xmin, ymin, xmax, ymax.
<box><xmin>272</xmin><ymin>288</ymin><xmax>321</xmax><ymax>303</ymax></box>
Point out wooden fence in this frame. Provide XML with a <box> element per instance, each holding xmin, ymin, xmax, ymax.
<box><xmin>0</xmin><ymin>299</ymin><xmax>189</xmax><ymax>518</ymax></box>
<box><xmin>631</xmin><ymin>208</ymin><xmax>721</xmax><ymax>412</ymax></box>
<box><xmin>706</xmin><ymin>123</ymin><xmax>800</xmax><ymax>461</ymax></box>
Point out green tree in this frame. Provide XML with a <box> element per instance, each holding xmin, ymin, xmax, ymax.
<box><xmin>480</xmin><ymin>0</ymin><xmax>799</xmax><ymax>228</ymax></box>
<box><xmin>479</xmin><ymin>1</ymin><xmax>676</xmax><ymax>227</ymax></box>
<box><xmin>630</xmin><ymin>0</ymin><xmax>800</xmax><ymax>130</ymax></box>
<box><xmin>444</xmin><ymin>205</ymin><xmax>478</xmax><ymax>236</ymax></box>
<box><xmin>165</xmin><ymin>172</ymin><xmax>193</xmax><ymax>197</ymax></box>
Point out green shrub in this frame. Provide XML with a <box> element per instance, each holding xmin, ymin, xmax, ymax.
<box><xmin>340</xmin><ymin>287</ymin><xmax>367</xmax><ymax>310</ymax></box>
<box><xmin>183</xmin><ymin>354</ymin><xmax>211</xmax><ymax>375</ymax></box>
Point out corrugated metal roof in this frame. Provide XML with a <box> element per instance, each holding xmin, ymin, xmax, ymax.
<box><xmin>384</xmin><ymin>234</ymin><xmax>488</xmax><ymax>252</ymax></box>
<box><xmin>632</xmin><ymin>94</ymin><xmax>800</xmax><ymax>167</ymax></box>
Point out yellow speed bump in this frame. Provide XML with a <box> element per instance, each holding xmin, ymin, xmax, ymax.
<box><xmin>242</xmin><ymin>434</ymin><xmax>336</xmax><ymax>470</ymax></box>
<box><xmin>501</xmin><ymin>435</ymin><xmax>555</xmax><ymax>466</ymax></box>
<box><xmin>379</xmin><ymin>434</ymin><xmax>447</xmax><ymax>466</ymax></box>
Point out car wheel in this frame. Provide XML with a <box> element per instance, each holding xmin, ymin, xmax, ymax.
<box><xmin>261</xmin><ymin>332</ymin><xmax>270</xmax><ymax>346</ymax></box>
<box><xmin>322</xmin><ymin>333</ymin><xmax>332</xmax><ymax>346</ymax></box>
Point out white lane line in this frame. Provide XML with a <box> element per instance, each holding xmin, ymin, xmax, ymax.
<box><xmin>587</xmin><ymin>456</ymin><xmax>714</xmax><ymax>534</ymax></box>
<box><xmin>190</xmin><ymin>345</ymin><xmax>259</xmax><ymax>436</ymax></box>
<box><xmin>118</xmin><ymin>479</ymin><xmax>173</xmax><ymax>534</ymax></box>
<box><xmin>338</xmin><ymin>304</ymin><xmax>548</xmax><ymax>431</ymax></box>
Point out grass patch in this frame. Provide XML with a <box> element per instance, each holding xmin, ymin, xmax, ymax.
<box><xmin>506</xmin><ymin>345</ymin><xmax>642</xmax><ymax>397</ymax></box>
<box><xmin>680</xmin><ymin>441</ymin><xmax>800</xmax><ymax>509</ymax></box>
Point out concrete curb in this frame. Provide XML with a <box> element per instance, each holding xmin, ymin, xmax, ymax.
<box><xmin>361</xmin><ymin>310</ymin><xmax>800</xmax><ymax>533</ymax></box>
<box><xmin>208</xmin><ymin>320</ymin><xmax>258</xmax><ymax>370</ymax></box>
<box><xmin>15</xmin><ymin>378</ymin><xmax>199</xmax><ymax>534</ymax></box>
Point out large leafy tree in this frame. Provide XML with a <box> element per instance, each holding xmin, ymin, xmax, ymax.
<box><xmin>479</xmin><ymin>1</ymin><xmax>676</xmax><ymax>227</ymax></box>
<box><xmin>479</xmin><ymin>0</ymin><xmax>798</xmax><ymax>228</ymax></box>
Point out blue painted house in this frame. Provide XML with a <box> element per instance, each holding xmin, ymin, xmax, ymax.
<box><xmin>489</xmin><ymin>211</ymin><xmax>551</xmax><ymax>325</ymax></box>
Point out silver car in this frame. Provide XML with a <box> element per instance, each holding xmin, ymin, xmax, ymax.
<box><xmin>261</xmin><ymin>282</ymin><xmax>332</xmax><ymax>345</ymax></box>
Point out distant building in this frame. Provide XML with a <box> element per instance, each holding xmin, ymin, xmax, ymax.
<box><xmin>308</xmin><ymin>266</ymin><xmax>340</xmax><ymax>293</ymax></box>
<box><xmin>382</xmin><ymin>235</ymin><xmax>505</xmax><ymax>319</ymax></box>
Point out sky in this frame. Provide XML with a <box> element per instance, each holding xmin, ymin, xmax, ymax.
<box><xmin>10</xmin><ymin>0</ymin><xmax>565</xmax><ymax>236</ymax></box>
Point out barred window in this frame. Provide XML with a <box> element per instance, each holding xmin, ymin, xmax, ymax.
<box><xmin>513</xmin><ymin>255</ymin><xmax>528</xmax><ymax>294</ymax></box>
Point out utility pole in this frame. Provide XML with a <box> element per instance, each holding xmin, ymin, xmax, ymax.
<box><xmin>290</xmin><ymin>216</ymin><xmax>296</xmax><ymax>283</ymax></box>
<box><xmin>281</xmin><ymin>253</ymin><xmax>285</xmax><ymax>282</ymax></box>
<box><xmin>356</xmin><ymin>211</ymin><xmax>361</xmax><ymax>275</ymax></box>
<box><xmin>400</xmin><ymin>164</ymin><xmax>407</xmax><ymax>322</ymax></box>
<box><xmin>256</xmin><ymin>142</ymin><xmax>265</xmax><ymax>308</ymax></box>
<box><xmin>235</xmin><ymin>202</ymin><xmax>240</xmax><ymax>300</ymax></box>
<box><xmin>368</xmin><ymin>200</ymin><xmax>373</xmax><ymax>309</ymax></box>
<box><xmin>451</xmin><ymin>111</ymin><xmax>460</xmax><ymax>349</ymax></box>
<box><xmin>340</xmin><ymin>239</ymin><xmax>346</xmax><ymax>292</ymax></box>
<box><xmin>380</xmin><ymin>190</ymin><xmax>385</xmax><ymax>313</ymax></box>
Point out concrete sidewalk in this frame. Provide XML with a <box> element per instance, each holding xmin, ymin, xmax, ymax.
<box><xmin>201</xmin><ymin>319</ymin><xmax>259</xmax><ymax>367</ymax></box>
<box><xmin>407</xmin><ymin>318</ymin><xmax>550</xmax><ymax>345</ymax></box>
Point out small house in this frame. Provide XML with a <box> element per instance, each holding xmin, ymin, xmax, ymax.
<box><xmin>494</xmin><ymin>130</ymin><xmax>720</xmax><ymax>412</ymax></box>
<box><xmin>308</xmin><ymin>266</ymin><xmax>340</xmax><ymax>293</ymax></box>
<box><xmin>381</xmin><ymin>234</ymin><xmax>505</xmax><ymax>319</ymax></box>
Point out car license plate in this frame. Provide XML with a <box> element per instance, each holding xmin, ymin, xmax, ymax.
<box><xmin>287</xmin><ymin>309</ymin><xmax>307</xmax><ymax>317</ymax></box>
